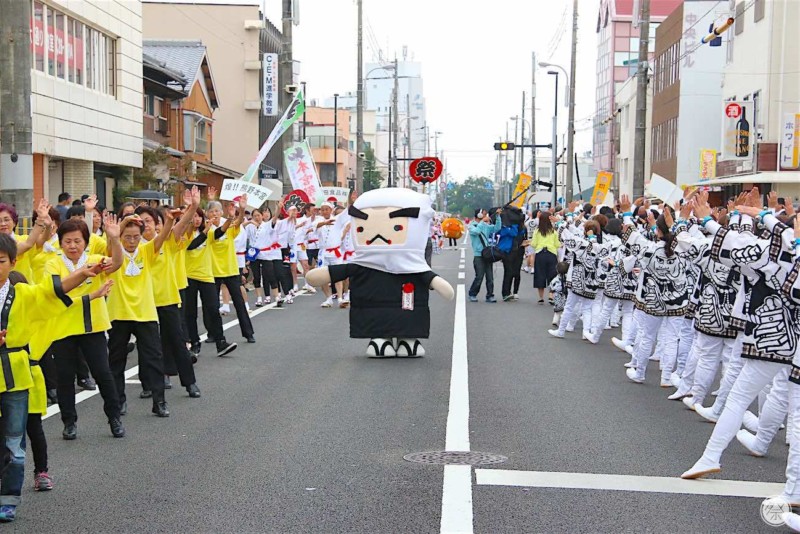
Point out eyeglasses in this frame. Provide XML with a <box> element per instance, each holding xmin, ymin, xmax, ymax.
<box><xmin>122</xmin><ymin>235</ymin><xmax>141</xmax><ymax>242</ymax></box>
<box><xmin>0</xmin><ymin>218</ymin><xmax>14</xmax><ymax>225</ymax></box>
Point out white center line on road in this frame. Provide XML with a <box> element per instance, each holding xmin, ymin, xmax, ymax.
<box><xmin>440</xmin><ymin>284</ymin><xmax>473</xmax><ymax>534</ymax></box>
<box><xmin>42</xmin><ymin>291</ymin><xmax>305</xmax><ymax>421</ymax></box>
<box><xmin>474</xmin><ymin>469</ymin><xmax>785</xmax><ymax>499</ymax></box>
<box><xmin>457</xmin><ymin>272</ymin><xmax>465</xmax><ymax>279</ymax></box>
<box><xmin>460</xmin><ymin>248</ymin><xmax>465</xmax><ymax>260</ymax></box>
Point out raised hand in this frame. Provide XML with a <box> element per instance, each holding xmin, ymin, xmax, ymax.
<box><xmin>84</xmin><ymin>194</ymin><xmax>98</xmax><ymax>211</ymax></box>
<box><xmin>664</xmin><ymin>206</ymin><xmax>674</xmax><ymax>228</ymax></box>
<box><xmin>167</xmin><ymin>208</ymin><xmax>182</xmax><ymax>221</ymax></box>
<box><xmin>680</xmin><ymin>200</ymin><xmax>693</xmax><ymax>220</ymax></box>
<box><xmin>692</xmin><ymin>199</ymin><xmax>711</xmax><ymax>219</ymax></box>
<box><xmin>619</xmin><ymin>195</ymin><xmax>632</xmax><ymax>213</ymax></box>
<box><xmin>191</xmin><ymin>185</ymin><xmax>201</xmax><ymax>206</ymax></box>
<box><xmin>183</xmin><ymin>188</ymin><xmax>192</xmax><ymax>207</ymax></box>
<box><xmin>238</xmin><ymin>194</ymin><xmax>248</xmax><ymax>211</ymax></box>
<box><xmin>786</xmin><ymin>202</ymin><xmax>796</xmax><ymax>217</ymax></box>
<box><xmin>90</xmin><ymin>279</ymin><xmax>114</xmax><ymax>300</ymax></box>
<box><xmin>207</xmin><ymin>186</ymin><xmax>218</xmax><ymax>201</ymax></box>
<box><xmin>794</xmin><ymin>213</ymin><xmax>800</xmax><ymax>240</ymax></box>
<box><xmin>227</xmin><ymin>202</ymin><xmax>236</xmax><ymax>219</ymax></box>
<box><xmin>747</xmin><ymin>187</ymin><xmax>761</xmax><ymax>208</ymax></box>
<box><xmin>768</xmin><ymin>191</ymin><xmax>779</xmax><ymax>210</ymax></box>
<box><xmin>104</xmin><ymin>213</ymin><xmax>120</xmax><ymax>239</ymax></box>
<box><xmin>646</xmin><ymin>211</ymin><xmax>656</xmax><ymax>227</ymax></box>
<box><xmin>735</xmin><ymin>205</ymin><xmax>762</xmax><ymax>217</ymax></box>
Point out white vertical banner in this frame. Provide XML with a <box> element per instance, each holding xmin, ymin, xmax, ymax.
<box><xmin>780</xmin><ymin>113</ymin><xmax>800</xmax><ymax>170</ymax></box>
<box><xmin>263</xmin><ymin>53</ymin><xmax>278</xmax><ymax>117</ymax></box>
<box><xmin>284</xmin><ymin>140</ymin><xmax>323</xmax><ymax>202</ymax></box>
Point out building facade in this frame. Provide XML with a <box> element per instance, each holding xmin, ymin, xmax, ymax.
<box><xmin>0</xmin><ymin>0</ymin><xmax>143</xmax><ymax>211</ymax></box>
<box><xmin>304</xmin><ymin>107</ymin><xmax>352</xmax><ymax>187</ymax></box>
<box><xmin>593</xmin><ymin>0</ymin><xmax>682</xmax><ymax>184</ymax></box>
<box><xmin>142</xmin><ymin>0</ymin><xmax>263</xmax><ymax>177</ymax></box>
<box><xmin>650</xmin><ymin>1</ymin><xmax>726</xmax><ymax>190</ymax></box>
<box><xmin>615</xmin><ymin>77</ymin><xmax>652</xmax><ymax>197</ymax></box>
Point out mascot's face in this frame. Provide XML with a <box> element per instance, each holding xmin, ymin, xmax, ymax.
<box><xmin>348</xmin><ymin>205</ymin><xmax>419</xmax><ymax>247</ymax></box>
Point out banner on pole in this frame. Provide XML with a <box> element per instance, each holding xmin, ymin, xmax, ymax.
<box><xmin>780</xmin><ymin>113</ymin><xmax>800</xmax><ymax>170</ymax></box>
<box><xmin>510</xmin><ymin>173</ymin><xmax>533</xmax><ymax>208</ymax></box>
<box><xmin>242</xmin><ymin>89</ymin><xmax>306</xmax><ymax>183</ymax></box>
<box><xmin>589</xmin><ymin>171</ymin><xmax>613</xmax><ymax>206</ymax></box>
<box><xmin>699</xmin><ymin>149</ymin><xmax>717</xmax><ymax>181</ymax></box>
<box><xmin>284</xmin><ymin>140</ymin><xmax>322</xmax><ymax>203</ymax></box>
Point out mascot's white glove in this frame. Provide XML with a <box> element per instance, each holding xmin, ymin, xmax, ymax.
<box><xmin>430</xmin><ymin>276</ymin><xmax>455</xmax><ymax>301</ymax></box>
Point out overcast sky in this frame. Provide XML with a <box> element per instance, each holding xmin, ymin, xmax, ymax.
<box><xmin>264</xmin><ymin>0</ymin><xmax>600</xmax><ymax>182</ymax></box>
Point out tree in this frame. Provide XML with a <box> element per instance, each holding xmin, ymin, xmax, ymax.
<box><xmin>444</xmin><ymin>176</ymin><xmax>496</xmax><ymax>218</ymax></box>
<box><xmin>362</xmin><ymin>146</ymin><xmax>382</xmax><ymax>192</ymax></box>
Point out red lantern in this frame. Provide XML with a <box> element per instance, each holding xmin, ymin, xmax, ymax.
<box><xmin>409</xmin><ymin>157</ymin><xmax>443</xmax><ymax>184</ymax></box>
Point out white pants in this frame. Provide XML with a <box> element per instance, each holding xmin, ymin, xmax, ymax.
<box><xmin>690</xmin><ymin>332</ymin><xmax>730</xmax><ymax>406</ymax></box>
<box><xmin>621</xmin><ymin>305</ymin><xmax>642</xmax><ymax>347</ymax></box>
<box><xmin>699</xmin><ymin>359</ymin><xmax>786</xmax><ymax>465</ymax></box>
<box><xmin>558</xmin><ymin>292</ymin><xmax>593</xmax><ymax>335</ymax></box>
<box><xmin>783</xmin><ymin>381</ymin><xmax>800</xmax><ymax>498</ymax></box>
<box><xmin>707</xmin><ymin>334</ymin><xmax>745</xmax><ymax>415</ymax></box>
<box><xmin>749</xmin><ymin>370</ymin><xmax>790</xmax><ymax>453</ymax></box>
<box><xmin>611</xmin><ymin>300</ymin><xmax>623</xmax><ymax>327</ymax></box>
<box><xmin>592</xmin><ymin>296</ymin><xmax>622</xmax><ymax>342</ymax></box>
<box><xmin>675</xmin><ymin>318</ymin><xmax>694</xmax><ymax>375</ymax></box>
<box><xmin>630</xmin><ymin>313</ymin><xmax>683</xmax><ymax>382</ymax></box>
<box><xmin>590</xmin><ymin>292</ymin><xmax>605</xmax><ymax>331</ymax></box>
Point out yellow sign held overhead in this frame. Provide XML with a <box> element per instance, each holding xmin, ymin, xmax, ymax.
<box><xmin>510</xmin><ymin>173</ymin><xmax>533</xmax><ymax>208</ymax></box>
<box><xmin>589</xmin><ymin>171</ymin><xmax>613</xmax><ymax>206</ymax></box>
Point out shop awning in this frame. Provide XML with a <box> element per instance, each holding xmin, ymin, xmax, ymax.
<box><xmin>688</xmin><ymin>171</ymin><xmax>800</xmax><ymax>187</ymax></box>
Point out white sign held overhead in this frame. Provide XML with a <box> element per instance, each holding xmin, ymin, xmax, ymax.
<box><xmin>263</xmin><ymin>53</ymin><xmax>278</xmax><ymax>116</ymax></box>
<box><xmin>645</xmin><ymin>174</ymin><xmax>683</xmax><ymax>205</ymax></box>
<box><xmin>220</xmin><ymin>179</ymin><xmax>277</xmax><ymax>209</ymax></box>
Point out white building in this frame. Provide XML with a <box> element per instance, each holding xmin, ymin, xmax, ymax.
<box><xmin>0</xmin><ymin>0</ymin><xmax>143</xmax><ymax>210</ymax></box>
<box><xmin>615</xmin><ymin>77</ymin><xmax>652</xmax><ymax>198</ymax></box>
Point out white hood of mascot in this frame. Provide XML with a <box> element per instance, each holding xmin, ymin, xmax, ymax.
<box><xmin>350</xmin><ymin>188</ymin><xmax>434</xmax><ymax>274</ymax></box>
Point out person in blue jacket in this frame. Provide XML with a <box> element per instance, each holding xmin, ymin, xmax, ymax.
<box><xmin>468</xmin><ymin>208</ymin><xmax>502</xmax><ymax>302</ymax></box>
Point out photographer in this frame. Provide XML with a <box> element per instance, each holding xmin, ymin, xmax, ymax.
<box><xmin>467</xmin><ymin>208</ymin><xmax>502</xmax><ymax>303</ymax></box>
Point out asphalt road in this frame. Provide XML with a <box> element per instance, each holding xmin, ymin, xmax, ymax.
<box><xmin>12</xmin><ymin>245</ymin><xmax>791</xmax><ymax>533</ymax></box>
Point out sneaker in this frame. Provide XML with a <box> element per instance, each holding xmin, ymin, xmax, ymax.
<box><xmin>186</xmin><ymin>383</ymin><xmax>201</xmax><ymax>398</ymax></box>
<box><xmin>485</xmin><ymin>297</ymin><xmax>497</xmax><ymax>303</ymax></box>
<box><xmin>293</xmin><ymin>285</ymin><xmax>299</xmax><ymax>293</ymax></box>
<box><xmin>468</xmin><ymin>296</ymin><xmax>478</xmax><ymax>302</ymax></box>
<box><xmin>62</xmin><ymin>423</ymin><xmax>77</xmax><ymax>440</ymax></box>
<box><xmin>109</xmin><ymin>417</ymin><xmax>125</xmax><ymax>438</ymax></box>
<box><xmin>216</xmin><ymin>341</ymin><xmax>238</xmax><ymax>357</ymax></box>
<box><xmin>219</xmin><ymin>304</ymin><xmax>231</xmax><ymax>315</ymax></box>
<box><xmin>0</xmin><ymin>505</ymin><xmax>16</xmax><ymax>522</ymax></box>
<box><xmin>190</xmin><ymin>343</ymin><xmax>201</xmax><ymax>357</ymax></box>
<box><xmin>34</xmin><ymin>471</ymin><xmax>53</xmax><ymax>491</ymax></box>
<box><xmin>77</xmin><ymin>377</ymin><xmax>96</xmax><ymax>391</ymax></box>
<box><xmin>339</xmin><ymin>297</ymin><xmax>349</xmax><ymax>308</ymax></box>
<box><xmin>547</xmin><ymin>329</ymin><xmax>564</xmax><ymax>339</ymax></box>
<box><xmin>321</xmin><ymin>297</ymin><xmax>333</xmax><ymax>308</ymax></box>
<box><xmin>255</xmin><ymin>299</ymin><xmax>263</xmax><ymax>308</ymax></box>
<box><xmin>284</xmin><ymin>296</ymin><xmax>294</xmax><ymax>305</ymax></box>
<box><xmin>503</xmin><ymin>295</ymin><xmax>513</xmax><ymax>302</ymax></box>
<box><xmin>265</xmin><ymin>296</ymin><xmax>271</xmax><ymax>304</ymax></box>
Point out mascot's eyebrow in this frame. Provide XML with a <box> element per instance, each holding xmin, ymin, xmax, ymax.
<box><xmin>348</xmin><ymin>205</ymin><xmax>369</xmax><ymax>220</ymax></box>
<box><xmin>389</xmin><ymin>207</ymin><xmax>420</xmax><ymax>219</ymax></box>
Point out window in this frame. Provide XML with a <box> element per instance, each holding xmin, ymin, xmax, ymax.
<box><xmin>183</xmin><ymin>114</ymin><xmax>209</xmax><ymax>153</ymax></box>
<box><xmin>30</xmin><ymin>1</ymin><xmax>114</xmax><ymax>96</ymax></box>
<box><xmin>754</xmin><ymin>0</ymin><xmax>765</xmax><ymax>22</ymax></box>
<box><xmin>195</xmin><ymin>121</ymin><xmax>208</xmax><ymax>154</ymax></box>
<box><xmin>734</xmin><ymin>2</ymin><xmax>744</xmax><ymax>35</ymax></box>
<box><xmin>144</xmin><ymin>95</ymin><xmax>161</xmax><ymax>117</ymax></box>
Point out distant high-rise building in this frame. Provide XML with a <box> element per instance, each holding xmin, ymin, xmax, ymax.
<box><xmin>593</xmin><ymin>0</ymin><xmax>682</xmax><ymax>181</ymax></box>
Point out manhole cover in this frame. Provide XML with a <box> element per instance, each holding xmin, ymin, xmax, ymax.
<box><xmin>403</xmin><ymin>451</ymin><xmax>507</xmax><ymax>466</ymax></box>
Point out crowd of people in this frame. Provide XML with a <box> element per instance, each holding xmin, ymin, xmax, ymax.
<box><xmin>0</xmin><ymin>185</ymin><xmax>380</xmax><ymax>522</ymax></box>
<box><xmin>478</xmin><ymin>187</ymin><xmax>799</xmax><ymax>530</ymax></box>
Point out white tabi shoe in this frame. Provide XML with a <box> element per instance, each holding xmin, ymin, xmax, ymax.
<box><xmin>649</xmin><ymin>354</ymin><xmax>661</xmax><ymax>362</ymax></box>
<box><xmin>366</xmin><ymin>338</ymin><xmax>396</xmax><ymax>358</ymax></box>
<box><xmin>742</xmin><ymin>410</ymin><xmax>760</xmax><ymax>433</ymax></box>
<box><xmin>625</xmin><ymin>367</ymin><xmax>644</xmax><ymax>384</ymax></box>
<box><xmin>624</xmin><ymin>358</ymin><xmax>635</xmax><ymax>368</ymax></box>
<box><xmin>736</xmin><ymin>429</ymin><xmax>766</xmax><ymax>457</ymax></box>
<box><xmin>682</xmin><ymin>396</ymin><xmax>697</xmax><ymax>411</ymax></box>
<box><xmin>565</xmin><ymin>323</ymin><xmax>576</xmax><ymax>333</ymax></box>
<box><xmin>395</xmin><ymin>339</ymin><xmax>424</xmax><ymax>358</ymax></box>
<box><xmin>547</xmin><ymin>329</ymin><xmax>564</xmax><ymax>339</ymax></box>
<box><xmin>667</xmin><ymin>388</ymin><xmax>690</xmax><ymax>401</ymax></box>
<box><xmin>670</xmin><ymin>372</ymin><xmax>681</xmax><ymax>388</ymax></box>
<box><xmin>681</xmin><ymin>457</ymin><xmax>721</xmax><ymax>479</ymax></box>
<box><xmin>611</xmin><ymin>337</ymin><xmax>633</xmax><ymax>355</ymax></box>
<box><xmin>695</xmin><ymin>404</ymin><xmax>721</xmax><ymax>423</ymax></box>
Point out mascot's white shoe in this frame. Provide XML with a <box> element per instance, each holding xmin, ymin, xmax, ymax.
<box><xmin>395</xmin><ymin>339</ymin><xmax>425</xmax><ymax>358</ymax></box>
<box><xmin>366</xmin><ymin>339</ymin><xmax>396</xmax><ymax>358</ymax></box>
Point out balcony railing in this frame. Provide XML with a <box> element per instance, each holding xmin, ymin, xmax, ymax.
<box><xmin>307</xmin><ymin>135</ymin><xmax>348</xmax><ymax>150</ymax></box>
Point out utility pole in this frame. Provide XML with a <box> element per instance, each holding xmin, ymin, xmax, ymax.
<box><xmin>355</xmin><ymin>0</ymin><xmax>364</xmax><ymax>193</ymax></box>
<box><xmin>520</xmin><ymin>91</ymin><xmax>526</xmax><ymax>178</ymax></box>
<box><xmin>279</xmin><ymin>0</ymin><xmax>294</xmax><ymax>193</ymax></box>
<box><xmin>405</xmin><ymin>93</ymin><xmax>411</xmax><ymax>188</ymax></box>
<box><xmin>392</xmin><ymin>57</ymin><xmax>399</xmax><ymax>188</ymax></box>
<box><xmin>512</xmin><ymin>118</ymin><xmax>519</xmax><ymax>181</ymax></box>
<box><xmin>0</xmin><ymin>0</ymin><xmax>34</xmax><ymax>212</ymax></box>
<box><xmin>334</xmin><ymin>93</ymin><xmax>339</xmax><ymax>187</ymax></box>
<box><xmin>531</xmin><ymin>52</ymin><xmax>537</xmax><ymax>184</ymax></box>
<box><xmin>387</xmin><ymin>107</ymin><xmax>393</xmax><ymax>187</ymax></box>
<box><xmin>565</xmin><ymin>0</ymin><xmax>578</xmax><ymax>202</ymax></box>
<box><xmin>632</xmin><ymin>0</ymin><xmax>650</xmax><ymax>198</ymax></box>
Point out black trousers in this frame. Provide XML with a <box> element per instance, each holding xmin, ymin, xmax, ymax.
<box><xmin>502</xmin><ymin>247</ymin><xmax>524</xmax><ymax>298</ymax></box>
<box><xmin>307</xmin><ymin>249</ymin><xmax>319</xmax><ymax>267</ymax></box>
<box><xmin>251</xmin><ymin>259</ymin><xmax>278</xmax><ymax>290</ymax></box>
<box><xmin>448</xmin><ymin>237</ymin><xmax>458</xmax><ymax>247</ymax></box>
<box><xmin>469</xmin><ymin>256</ymin><xmax>494</xmax><ymax>298</ymax></box>
<box><xmin>215</xmin><ymin>275</ymin><xmax>254</xmax><ymax>338</ymax></box>
<box><xmin>108</xmin><ymin>320</ymin><xmax>165</xmax><ymax>405</ymax></box>
<box><xmin>184</xmin><ymin>278</ymin><xmax>225</xmax><ymax>345</ymax></box>
<box><xmin>51</xmin><ymin>333</ymin><xmax>120</xmax><ymax>424</ymax></box>
<box><xmin>26</xmin><ymin>413</ymin><xmax>47</xmax><ymax>474</ymax></box>
<box><xmin>273</xmin><ymin>256</ymin><xmax>293</xmax><ymax>295</ymax></box>
<box><xmin>157</xmin><ymin>305</ymin><xmax>197</xmax><ymax>387</ymax></box>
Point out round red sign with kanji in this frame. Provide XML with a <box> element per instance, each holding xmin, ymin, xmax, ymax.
<box><xmin>409</xmin><ymin>157</ymin><xmax>443</xmax><ymax>184</ymax></box>
<box><xmin>281</xmin><ymin>189</ymin><xmax>310</xmax><ymax>218</ymax></box>
<box><xmin>725</xmin><ymin>103</ymin><xmax>742</xmax><ymax>119</ymax></box>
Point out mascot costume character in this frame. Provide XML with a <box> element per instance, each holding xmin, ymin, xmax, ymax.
<box><xmin>306</xmin><ymin>188</ymin><xmax>455</xmax><ymax>357</ymax></box>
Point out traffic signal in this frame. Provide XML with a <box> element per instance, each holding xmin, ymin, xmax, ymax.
<box><xmin>493</xmin><ymin>142</ymin><xmax>515</xmax><ymax>151</ymax></box>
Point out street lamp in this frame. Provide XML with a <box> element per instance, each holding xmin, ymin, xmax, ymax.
<box><xmin>540</xmin><ymin>60</ymin><xmax>575</xmax><ymax>202</ymax></box>
<box><xmin>547</xmin><ymin>71</ymin><xmax>559</xmax><ymax>209</ymax></box>
<box><xmin>334</xmin><ymin>93</ymin><xmax>339</xmax><ymax>186</ymax></box>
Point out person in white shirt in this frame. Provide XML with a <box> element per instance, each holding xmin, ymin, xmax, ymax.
<box><xmin>304</xmin><ymin>204</ymin><xmax>321</xmax><ymax>269</ymax></box>
<box><xmin>315</xmin><ymin>202</ymin><xmax>346</xmax><ymax>307</ymax></box>
<box><xmin>246</xmin><ymin>207</ymin><xmax>281</xmax><ymax>307</ymax></box>
<box><xmin>289</xmin><ymin>208</ymin><xmax>312</xmax><ymax>293</ymax></box>
<box><xmin>273</xmin><ymin>203</ymin><xmax>296</xmax><ymax>304</ymax></box>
